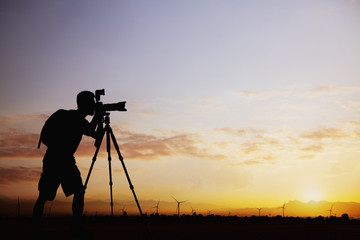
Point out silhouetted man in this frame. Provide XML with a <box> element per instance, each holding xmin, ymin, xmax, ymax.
<box><xmin>32</xmin><ymin>91</ymin><xmax>101</xmax><ymax>238</ymax></box>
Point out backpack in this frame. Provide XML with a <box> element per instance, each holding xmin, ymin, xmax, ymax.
<box><xmin>37</xmin><ymin>109</ymin><xmax>68</xmax><ymax>148</ymax></box>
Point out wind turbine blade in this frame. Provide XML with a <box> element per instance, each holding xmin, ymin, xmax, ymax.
<box><xmin>171</xmin><ymin>196</ymin><xmax>179</xmax><ymax>203</ymax></box>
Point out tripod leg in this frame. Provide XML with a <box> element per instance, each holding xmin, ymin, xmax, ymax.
<box><xmin>106</xmin><ymin>127</ymin><xmax>114</xmax><ymax>217</ymax></box>
<box><xmin>108</xmin><ymin>128</ymin><xmax>144</xmax><ymax>216</ymax></box>
<box><xmin>84</xmin><ymin>130</ymin><xmax>105</xmax><ymax>190</ymax></box>
<box><xmin>109</xmin><ymin>126</ymin><xmax>152</xmax><ymax>239</ymax></box>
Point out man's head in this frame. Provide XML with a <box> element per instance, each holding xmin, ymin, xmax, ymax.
<box><xmin>77</xmin><ymin>91</ymin><xmax>96</xmax><ymax>116</ymax></box>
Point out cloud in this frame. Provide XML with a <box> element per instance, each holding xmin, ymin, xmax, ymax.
<box><xmin>300</xmin><ymin>145</ymin><xmax>324</xmax><ymax>152</ymax></box>
<box><xmin>243</xmin><ymin>156</ymin><xmax>276</xmax><ymax>165</ymax></box>
<box><xmin>308</xmin><ymin>85</ymin><xmax>360</xmax><ymax>95</ymax></box>
<box><xmin>0</xmin><ymin>166</ymin><xmax>41</xmax><ymax>185</ymax></box>
<box><xmin>241</xmin><ymin>142</ymin><xmax>262</xmax><ymax>154</ymax></box>
<box><xmin>233</xmin><ymin>85</ymin><xmax>360</xmax><ymax>102</ymax></box>
<box><xmin>215</xmin><ymin>127</ymin><xmax>268</xmax><ymax>137</ymax></box>
<box><xmin>240</xmin><ymin>138</ymin><xmax>280</xmax><ymax>155</ymax></box>
<box><xmin>0</xmin><ymin>125</ymin><xmax>226</xmax><ymax>161</ymax></box>
<box><xmin>0</xmin><ymin>113</ymin><xmax>49</xmax><ymax>126</ymax></box>
<box><xmin>116</xmin><ymin>130</ymin><xmax>224</xmax><ymax>160</ymax></box>
<box><xmin>0</xmin><ymin>127</ymin><xmax>42</xmax><ymax>158</ymax></box>
<box><xmin>355</xmin><ymin>131</ymin><xmax>360</xmax><ymax>138</ymax></box>
<box><xmin>213</xmin><ymin>128</ymin><xmax>281</xmax><ymax>163</ymax></box>
<box><xmin>232</xmin><ymin>90</ymin><xmax>276</xmax><ymax>100</ymax></box>
<box><xmin>1</xmin><ymin>109</ymin><xmax>357</xmax><ymax>167</ymax></box>
<box><xmin>214</xmin><ymin>124</ymin><xmax>358</xmax><ymax>165</ymax></box>
<box><xmin>346</xmin><ymin>121</ymin><xmax>360</xmax><ymax>127</ymax></box>
<box><xmin>242</xmin><ymin>160</ymin><xmax>264</xmax><ymax>165</ymax></box>
<box><xmin>308</xmin><ymin>85</ymin><xmax>338</xmax><ymax>95</ymax></box>
<box><xmin>300</xmin><ymin>127</ymin><xmax>348</xmax><ymax>140</ymax></box>
<box><xmin>292</xmin><ymin>124</ymin><xmax>360</xmax><ymax>156</ymax></box>
<box><xmin>298</xmin><ymin>155</ymin><xmax>316</xmax><ymax>160</ymax></box>
<box><xmin>0</xmin><ymin>116</ymin><xmax>14</xmax><ymax>126</ymax></box>
<box><xmin>0</xmin><ymin>113</ymin><xmax>50</xmax><ymax>158</ymax></box>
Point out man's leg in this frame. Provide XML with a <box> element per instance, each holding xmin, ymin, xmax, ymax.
<box><xmin>33</xmin><ymin>193</ymin><xmax>47</xmax><ymax>224</ymax></box>
<box><xmin>70</xmin><ymin>189</ymin><xmax>94</xmax><ymax>238</ymax></box>
<box><xmin>31</xmin><ymin>192</ymin><xmax>47</xmax><ymax>239</ymax></box>
<box><xmin>72</xmin><ymin>189</ymin><xmax>85</xmax><ymax>226</ymax></box>
<box><xmin>66</xmin><ymin>163</ymin><xmax>93</xmax><ymax>237</ymax></box>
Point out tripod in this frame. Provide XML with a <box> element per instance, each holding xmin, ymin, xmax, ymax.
<box><xmin>84</xmin><ymin>112</ymin><xmax>144</xmax><ymax>218</ymax></box>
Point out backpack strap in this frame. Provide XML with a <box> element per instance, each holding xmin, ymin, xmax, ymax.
<box><xmin>37</xmin><ymin>136</ymin><xmax>42</xmax><ymax>148</ymax></box>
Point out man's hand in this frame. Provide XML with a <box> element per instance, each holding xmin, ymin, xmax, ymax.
<box><xmin>94</xmin><ymin>128</ymin><xmax>105</xmax><ymax>148</ymax></box>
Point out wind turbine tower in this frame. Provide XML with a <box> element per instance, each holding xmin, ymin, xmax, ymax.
<box><xmin>327</xmin><ymin>203</ymin><xmax>334</xmax><ymax>217</ymax></box>
<box><xmin>121</xmin><ymin>206</ymin><xmax>126</xmax><ymax>216</ymax></box>
<box><xmin>279</xmin><ymin>202</ymin><xmax>286</xmax><ymax>217</ymax></box>
<box><xmin>257</xmin><ymin>208</ymin><xmax>263</xmax><ymax>217</ymax></box>
<box><xmin>152</xmin><ymin>200</ymin><xmax>160</xmax><ymax>215</ymax></box>
<box><xmin>172</xmin><ymin>196</ymin><xmax>187</xmax><ymax>217</ymax></box>
<box><xmin>190</xmin><ymin>205</ymin><xmax>196</xmax><ymax>215</ymax></box>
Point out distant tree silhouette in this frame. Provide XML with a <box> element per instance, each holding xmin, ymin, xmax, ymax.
<box><xmin>341</xmin><ymin>213</ymin><xmax>349</xmax><ymax>220</ymax></box>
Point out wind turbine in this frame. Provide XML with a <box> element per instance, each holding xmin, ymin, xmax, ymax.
<box><xmin>278</xmin><ymin>202</ymin><xmax>286</xmax><ymax>217</ymax></box>
<box><xmin>257</xmin><ymin>208</ymin><xmax>263</xmax><ymax>217</ymax></box>
<box><xmin>121</xmin><ymin>206</ymin><xmax>126</xmax><ymax>216</ymax></box>
<box><xmin>189</xmin><ymin>204</ymin><xmax>196</xmax><ymax>215</ymax></box>
<box><xmin>172</xmin><ymin>196</ymin><xmax>187</xmax><ymax>217</ymax></box>
<box><xmin>327</xmin><ymin>203</ymin><xmax>334</xmax><ymax>217</ymax></box>
<box><xmin>152</xmin><ymin>200</ymin><xmax>160</xmax><ymax>215</ymax></box>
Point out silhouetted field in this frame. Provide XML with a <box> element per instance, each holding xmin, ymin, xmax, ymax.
<box><xmin>1</xmin><ymin>215</ymin><xmax>360</xmax><ymax>239</ymax></box>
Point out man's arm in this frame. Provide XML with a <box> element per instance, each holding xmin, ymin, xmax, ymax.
<box><xmin>84</xmin><ymin>111</ymin><xmax>103</xmax><ymax>138</ymax></box>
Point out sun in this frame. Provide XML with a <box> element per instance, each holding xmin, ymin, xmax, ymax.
<box><xmin>303</xmin><ymin>188</ymin><xmax>322</xmax><ymax>202</ymax></box>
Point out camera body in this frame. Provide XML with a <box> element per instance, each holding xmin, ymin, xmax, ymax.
<box><xmin>95</xmin><ymin>89</ymin><xmax>127</xmax><ymax>113</ymax></box>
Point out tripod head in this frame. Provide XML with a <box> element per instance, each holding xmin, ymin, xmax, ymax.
<box><xmin>94</xmin><ymin>113</ymin><xmax>110</xmax><ymax>148</ymax></box>
<box><xmin>103</xmin><ymin>112</ymin><xmax>110</xmax><ymax>125</ymax></box>
<box><xmin>93</xmin><ymin>89</ymin><xmax>126</xmax><ymax>147</ymax></box>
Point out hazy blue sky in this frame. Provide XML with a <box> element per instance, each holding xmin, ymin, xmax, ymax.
<box><xmin>1</xmin><ymin>0</ymin><xmax>359</xmax><ymax>113</ymax></box>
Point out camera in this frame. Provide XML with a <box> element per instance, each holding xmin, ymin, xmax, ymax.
<box><xmin>95</xmin><ymin>89</ymin><xmax>127</xmax><ymax>112</ymax></box>
<box><xmin>93</xmin><ymin>89</ymin><xmax>126</xmax><ymax>148</ymax></box>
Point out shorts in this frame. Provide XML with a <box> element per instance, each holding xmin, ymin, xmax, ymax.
<box><xmin>38</xmin><ymin>156</ymin><xmax>84</xmax><ymax>201</ymax></box>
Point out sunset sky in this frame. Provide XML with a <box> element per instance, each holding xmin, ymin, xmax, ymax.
<box><xmin>1</xmin><ymin>0</ymin><xmax>359</xmax><ymax>217</ymax></box>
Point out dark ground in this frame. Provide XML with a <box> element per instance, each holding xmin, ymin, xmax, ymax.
<box><xmin>1</xmin><ymin>215</ymin><xmax>360</xmax><ymax>240</ymax></box>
